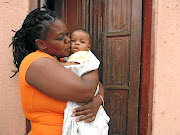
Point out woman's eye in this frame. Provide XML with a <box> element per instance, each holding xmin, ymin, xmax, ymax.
<box><xmin>66</xmin><ymin>32</ymin><xmax>70</xmax><ymax>37</ymax></box>
<box><xmin>56</xmin><ymin>37</ymin><xmax>64</xmax><ymax>41</ymax></box>
<box><xmin>71</xmin><ymin>40</ymin><xmax>75</xmax><ymax>42</ymax></box>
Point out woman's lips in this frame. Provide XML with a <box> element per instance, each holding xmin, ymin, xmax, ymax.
<box><xmin>66</xmin><ymin>46</ymin><xmax>71</xmax><ymax>52</ymax></box>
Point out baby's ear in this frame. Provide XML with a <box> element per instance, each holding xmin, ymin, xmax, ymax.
<box><xmin>87</xmin><ymin>44</ymin><xmax>91</xmax><ymax>50</ymax></box>
<box><xmin>35</xmin><ymin>39</ymin><xmax>47</xmax><ymax>51</ymax></box>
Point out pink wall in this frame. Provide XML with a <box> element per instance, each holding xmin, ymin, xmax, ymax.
<box><xmin>152</xmin><ymin>0</ymin><xmax>180</xmax><ymax>134</ymax></box>
<box><xmin>0</xmin><ymin>0</ymin><xmax>29</xmax><ymax>134</ymax></box>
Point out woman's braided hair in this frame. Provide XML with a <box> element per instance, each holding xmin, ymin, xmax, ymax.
<box><xmin>9</xmin><ymin>6</ymin><xmax>60</xmax><ymax>78</ymax></box>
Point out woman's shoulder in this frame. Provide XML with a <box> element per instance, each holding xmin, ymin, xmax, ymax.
<box><xmin>19</xmin><ymin>50</ymin><xmax>56</xmax><ymax>73</ymax></box>
<box><xmin>26</xmin><ymin>50</ymin><xmax>54</xmax><ymax>60</ymax></box>
<box><xmin>22</xmin><ymin>50</ymin><xmax>55</xmax><ymax>64</ymax></box>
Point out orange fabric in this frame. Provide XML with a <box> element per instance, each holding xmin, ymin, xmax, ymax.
<box><xmin>19</xmin><ymin>50</ymin><xmax>66</xmax><ymax>135</ymax></box>
<box><xmin>60</xmin><ymin>58</ymin><xmax>64</xmax><ymax>62</ymax></box>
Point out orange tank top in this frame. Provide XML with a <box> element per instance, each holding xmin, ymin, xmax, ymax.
<box><xmin>19</xmin><ymin>50</ymin><xmax>66</xmax><ymax>135</ymax></box>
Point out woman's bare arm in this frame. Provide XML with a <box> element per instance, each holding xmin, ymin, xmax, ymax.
<box><xmin>25</xmin><ymin>57</ymin><xmax>99</xmax><ymax>102</ymax></box>
<box><xmin>97</xmin><ymin>82</ymin><xmax>104</xmax><ymax>100</ymax></box>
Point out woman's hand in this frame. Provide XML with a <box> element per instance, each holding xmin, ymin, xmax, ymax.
<box><xmin>72</xmin><ymin>95</ymin><xmax>103</xmax><ymax>123</ymax></box>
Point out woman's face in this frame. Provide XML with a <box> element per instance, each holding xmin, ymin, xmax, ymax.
<box><xmin>43</xmin><ymin>19</ymin><xmax>71</xmax><ymax>58</ymax></box>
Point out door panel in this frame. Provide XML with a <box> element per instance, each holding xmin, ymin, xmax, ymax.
<box><xmin>106</xmin><ymin>90</ymin><xmax>128</xmax><ymax>135</ymax></box>
<box><xmin>104</xmin><ymin>37</ymin><xmax>129</xmax><ymax>89</ymax></box>
<box><xmin>106</xmin><ymin>0</ymin><xmax>131</xmax><ymax>33</ymax></box>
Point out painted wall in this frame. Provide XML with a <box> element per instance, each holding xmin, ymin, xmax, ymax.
<box><xmin>0</xmin><ymin>0</ymin><xmax>29</xmax><ymax>134</ymax></box>
<box><xmin>152</xmin><ymin>0</ymin><xmax>180</xmax><ymax>135</ymax></box>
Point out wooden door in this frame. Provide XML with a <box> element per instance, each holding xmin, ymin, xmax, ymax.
<box><xmin>103</xmin><ymin>0</ymin><xmax>142</xmax><ymax>134</ymax></box>
<box><xmin>54</xmin><ymin>0</ymin><xmax>142</xmax><ymax>134</ymax></box>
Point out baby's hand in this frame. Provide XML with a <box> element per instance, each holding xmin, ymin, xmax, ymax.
<box><xmin>59</xmin><ymin>62</ymin><xmax>72</xmax><ymax>66</ymax></box>
<box><xmin>70</xmin><ymin>62</ymin><xmax>80</xmax><ymax>65</ymax></box>
<box><xmin>59</xmin><ymin>62</ymin><xmax>79</xmax><ymax>66</ymax></box>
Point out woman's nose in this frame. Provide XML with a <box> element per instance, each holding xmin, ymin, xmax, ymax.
<box><xmin>64</xmin><ymin>36</ymin><xmax>70</xmax><ymax>44</ymax></box>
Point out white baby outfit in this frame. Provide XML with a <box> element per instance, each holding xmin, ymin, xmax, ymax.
<box><xmin>63</xmin><ymin>51</ymin><xmax>110</xmax><ymax>135</ymax></box>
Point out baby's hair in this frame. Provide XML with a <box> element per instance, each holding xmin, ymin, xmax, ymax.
<box><xmin>9</xmin><ymin>6</ymin><xmax>60</xmax><ymax>78</ymax></box>
<box><xmin>71</xmin><ymin>28</ymin><xmax>92</xmax><ymax>45</ymax></box>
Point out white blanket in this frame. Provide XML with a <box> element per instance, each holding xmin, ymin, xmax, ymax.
<box><xmin>63</xmin><ymin>51</ymin><xmax>110</xmax><ymax>135</ymax></box>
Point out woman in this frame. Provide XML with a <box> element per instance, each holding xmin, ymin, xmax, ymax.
<box><xmin>10</xmin><ymin>6</ymin><xmax>104</xmax><ymax>135</ymax></box>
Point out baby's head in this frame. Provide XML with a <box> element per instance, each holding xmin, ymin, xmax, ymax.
<box><xmin>70</xmin><ymin>29</ymin><xmax>91</xmax><ymax>53</ymax></box>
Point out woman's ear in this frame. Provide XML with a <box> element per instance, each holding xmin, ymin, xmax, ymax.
<box><xmin>35</xmin><ymin>39</ymin><xmax>47</xmax><ymax>51</ymax></box>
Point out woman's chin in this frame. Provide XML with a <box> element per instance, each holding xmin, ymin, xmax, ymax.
<box><xmin>64</xmin><ymin>53</ymin><xmax>71</xmax><ymax>57</ymax></box>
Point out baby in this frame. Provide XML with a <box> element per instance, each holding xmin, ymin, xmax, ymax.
<box><xmin>62</xmin><ymin>29</ymin><xmax>110</xmax><ymax>135</ymax></box>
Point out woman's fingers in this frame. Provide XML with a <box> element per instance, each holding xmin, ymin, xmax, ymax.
<box><xmin>72</xmin><ymin>96</ymin><xmax>102</xmax><ymax>122</ymax></box>
<box><xmin>73</xmin><ymin>104</ymin><xmax>90</xmax><ymax>112</ymax></box>
<box><xmin>75</xmin><ymin>113</ymin><xmax>94</xmax><ymax>122</ymax></box>
<box><xmin>72</xmin><ymin>108</ymin><xmax>97</xmax><ymax>122</ymax></box>
<box><xmin>84</xmin><ymin>116</ymin><xmax>96</xmax><ymax>123</ymax></box>
<box><xmin>77</xmin><ymin>102</ymin><xmax>87</xmax><ymax>106</ymax></box>
<box><xmin>72</xmin><ymin>109</ymin><xmax>90</xmax><ymax>116</ymax></box>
